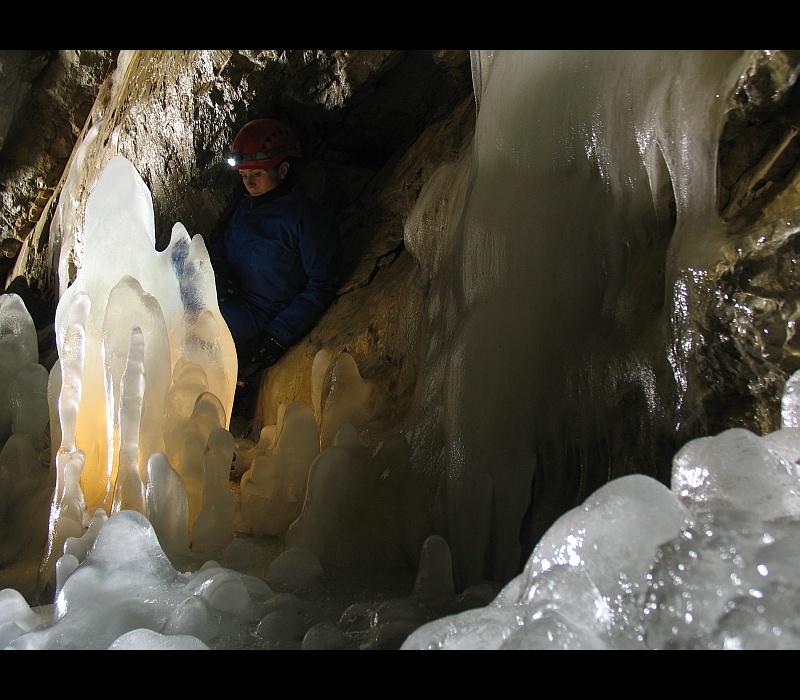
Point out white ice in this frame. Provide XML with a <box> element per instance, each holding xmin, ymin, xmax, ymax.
<box><xmin>403</xmin><ymin>410</ymin><xmax>800</xmax><ymax>650</ymax></box>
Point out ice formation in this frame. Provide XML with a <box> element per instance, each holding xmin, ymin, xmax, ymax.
<box><xmin>403</xmin><ymin>391</ymin><xmax>800</xmax><ymax>650</ymax></box>
<box><xmin>239</xmin><ymin>401</ymin><xmax>320</xmax><ymax>536</ymax></box>
<box><xmin>0</xmin><ymin>150</ymin><xmax>428</xmax><ymax>649</ymax></box>
<box><xmin>1</xmin><ymin>49</ymin><xmax>799</xmax><ymax>650</ymax></box>
<box><xmin>36</xmin><ymin>155</ymin><xmax>242</xmax><ymax>594</ymax></box>
<box><xmin>52</xmin><ymin>155</ymin><xmax>237</xmax><ymax>513</ymax></box>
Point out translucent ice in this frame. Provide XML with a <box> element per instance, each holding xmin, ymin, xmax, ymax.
<box><xmin>145</xmin><ymin>451</ymin><xmax>190</xmax><ymax>566</ymax></box>
<box><xmin>318</xmin><ymin>352</ymin><xmax>379</xmax><ymax>450</ymax></box>
<box><xmin>782</xmin><ymin>368</ymin><xmax>800</xmax><ymax>428</ymax></box>
<box><xmin>0</xmin><ymin>588</ymin><xmax>47</xmax><ymax>646</ymax></box>
<box><xmin>285</xmin><ymin>424</ymin><xmax>422</xmax><ymax>570</ymax></box>
<box><xmin>49</xmin><ymin>155</ymin><xmax>236</xmax><ymax>546</ymax></box>
<box><xmin>170</xmin><ymin>391</ymin><xmax>228</xmax><ymax>540</ymax></box>
<box><xmin>6</xmin><ymin>511</ymin><xmax>271</xmax><ymax>650</ymax></box>
<box><xmin>403</xmin><ymin>375</ymin><xmax>800</xmax><ymax>650</ymax></box>
<box><xmin>642</xmin><ymin>507</ymin><xmax>800</xmax><ymax>649</ymax></box>
<box><xmin>672</xmin><ymin>427</ymin><xmax>800</xmax><ymax>519</ymax></box>
<box><xmin>240</xmin><ymin>401</ymin><xmax>320</xmax><ymax>536</ymax></box>
<box><xmin>39</xmin><ymin>448</ymin><xmax>88</xmax><ymax>595</ymax></box>
<box><xmin>4</xmin><ymin>50</ymin><xmax>800</xmax><ymax>651</ymax></box>
<box><xmin>191</xmin><ymin>427</ymin><xmax>236</xmax><ymax>554</ymax></box>
<box><xmin>102</xmin><ymin>276</ymin><xmax>171</xmax><ymax>488</ymax></box>
<box><xmin>0</xmin><ymin>434</ymin><xmax>51</xmax><ymax>570</ymax></box>
<box><xmin>110</xmin><ymin>325</ymin><xmax>147</xmax><ymax>516</ymax></box>
<box><xmin>403</xmin><ymin>474</ymin><xmax>691</xmax><ymax>650</ymax></box>
<box><xmin>264</xmin><ymin>547</ymin><xmax>324</xmax><ymax>590</ymax></box>
<box><xmin>0</xmin><ymin>294</ymin><xmax>40</xmax><ymax>443</ymax></box>
<box><xmin>108</xmin><ymin>628</ymin><xmax>210</xmax><ymax>650</ymax></box>
<box><xmin>9</xmin><ymin>363</ymin><xmax>50</xmax><ymax>451</ymax></box>
<box><xmin>163</xmin><ymin>358</ymin><xmax>213</xmax><ymax>460</ymax></box>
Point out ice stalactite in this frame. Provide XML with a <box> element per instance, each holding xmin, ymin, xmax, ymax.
<box><xmin>402</xmin><ymin>49</ymin><xmax>757</xmax><ymax>586</ymax></box>
<box><xmin>4</xmin><ymin>49</ymin><xmax>800</xmax><ymax>650</ymax></box>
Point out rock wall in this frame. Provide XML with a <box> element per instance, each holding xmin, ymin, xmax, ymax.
<box><xmin>2</xmin><ymin>48</ymin><xmax>475</xmax><ymax>434</ymax></box>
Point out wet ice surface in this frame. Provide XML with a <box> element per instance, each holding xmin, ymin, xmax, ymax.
<box><xmin>402</xmin><ymin>404</ymin><xmax>800</xmax><ymax>651</ymax></box>
<box><xmin>0</xmin><ymin>447</ymin><xmax>499</xmax><ymax>651</ymax></box>
<box><xmin>7</xmin><ymin>402</ymin><xmax>800</xmax><ymax>650</ymax></box>
<box><xmin>6</xmin><ymin>276</ymin><xmax>800</xmax><ymax>650</ymax></box>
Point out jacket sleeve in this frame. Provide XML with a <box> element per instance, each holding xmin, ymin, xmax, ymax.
<box><xmin>265</xmin><ymin>205</ymin><xmax>343</xmax><ymax>348</ymax></box>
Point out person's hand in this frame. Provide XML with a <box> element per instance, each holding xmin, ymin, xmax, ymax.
<box><xmin>238</xmin><ymin>336</ymin><xmax>286</xmax><ymax>379</ymax></box>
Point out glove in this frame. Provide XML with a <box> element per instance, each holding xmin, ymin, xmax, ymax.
<box><xmin>238</xmin><ymin>335</ymin><xmax>286</xmax><ymax>380</ymax></box>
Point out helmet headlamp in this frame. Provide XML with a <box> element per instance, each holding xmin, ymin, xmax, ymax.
<box><xmin>227</xmin><ymin>145</ymin><xmax>301</xmax><ymax>170</ymax></box>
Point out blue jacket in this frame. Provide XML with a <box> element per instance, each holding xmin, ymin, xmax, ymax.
<box><xmin>210</xmin><ymin>187</ymin><xmax>343</xmax><ymax>352</ymax></box>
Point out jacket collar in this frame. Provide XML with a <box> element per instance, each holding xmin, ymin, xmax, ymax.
<box><xmin>248</xmin><ymin>182</ymin><xmax>292</xmax><ymax>209</ymax></box>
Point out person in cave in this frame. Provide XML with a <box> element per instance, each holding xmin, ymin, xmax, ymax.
<box><xmin>209</xmin><ymin>117</ymin><xmax>343</xmax><ymax>420</ymax></box>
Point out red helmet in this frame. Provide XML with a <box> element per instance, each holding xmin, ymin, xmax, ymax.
<box><xmin>228</xmin><ymin>118</ymin><xmax>302</xmax><ymax>170</ymax></box>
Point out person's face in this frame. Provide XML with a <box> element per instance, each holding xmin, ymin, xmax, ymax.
<box><xmin>240</xmin><ymin>168</ymin><xmax>279</xmax><ymax>196</ymax></box>
<box><xmin>239</xmin><ymin>161</ymin><xmax>290</xmax><ymax>197</ymax></box>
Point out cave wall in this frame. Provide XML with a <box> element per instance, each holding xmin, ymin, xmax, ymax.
<box><xmin>2</xmin><ymin>49</ymin><xmax>475</xmax><ymax>431</ymax></box>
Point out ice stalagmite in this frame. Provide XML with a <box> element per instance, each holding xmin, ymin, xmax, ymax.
<box><xmin>0</xmin><ymin>297</ymin><xmax>52</xmax><ymax>574</ymax></box>
<box><xmin>110</xmin><ymin>325</ymin><xmax>147</xmax><ymax>516</ymax></box>
<box><xmin>0</xmin><ymin>434</ymin><xmax>51</xmax><ymax>570</ymax></box>
<box><xmin>52</xmin><ymin>155</ymin><xmax>236</xmax><ymax>521</ymax></box>
<box><xmin>163</xmin><ymin>358</ymin><xmax>212</xmax><ymax>461</ymax></box>
<box><xmin>171</xmin><ymin>392</ymin><xmax>228</xmax><ymax>543</ymax></box>
<box><xmin>318</xmin><ymin>352</ymin><xmax>378</xmax><ymax>450</ymax></box>
<box><xmin>0</xmin><ymin>294</ymin><xmax>40</xmax><ymax>443</ymax></box>
<box><xmin>40</xmin><ymin>292</ymin><xmax>91</xmax><ymax>593</ymax></box>
<box><xmin>102</xmin><ymin>275</ymin><xmax>171</xmax><ymax>488</ymax></box>
<box><xmin>44</xmin><ymin>155</ymin><xmax>237</xmax><ymax>570</ymax></box>
<box><xmin>9</xmin><ymin>363</ymin><xmax>50</xmax><ymax>451</ymax></box>
<box><xmin>10</xmin><ymin>510</ymin><xmax>271</xmax><ymax>650</ymax></box>
<box><xmin>145</xmin><ymin>451</ymin><xmax>190</xmax><ymax>566</ymax></box>
<box><xmin>191</xmin><ymin>427</ymin><xmax>236</xmax><ymax>554</ymax></box>
<box><xmin>285</xmin><ymin>424</ymin><xmax>421</xmax><ymax>570</ymax></box>
<box><xmin>240</xmin><ymin>401</ymin><xmax>319</xmax><ymax>537</ymax></box>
